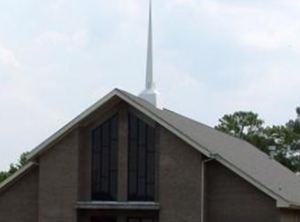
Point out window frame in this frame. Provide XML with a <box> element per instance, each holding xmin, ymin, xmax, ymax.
<box><xmin>127</xmin><ymin>217</ymin><xmax>157</xmax><ymax>222</ymax></box>
<box><xmin>127</xmin><ymin>111</ymin><xmax>156</xmax><ymax>201</ymax></box>
<box><xmin>91</xmin><ymin>115</ymin><xmax>118</xmax><ymax>201</ymax></box>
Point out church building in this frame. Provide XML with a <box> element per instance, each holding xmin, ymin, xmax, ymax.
<box><xmin>1</xmin><ymin>2</ymin><xmax>300</xmax><ymax>222</ymax></box>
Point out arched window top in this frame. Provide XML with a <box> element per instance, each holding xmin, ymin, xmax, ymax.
<box><xmin>91</xmin><ymin>115</ymin><xmax>118</xmax><ymax>201</ymax></box>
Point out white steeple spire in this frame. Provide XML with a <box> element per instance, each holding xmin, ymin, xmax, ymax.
<box><xmin>139</xmin><ymin>0</ymin><xmax>161</xmax><ymax>108</ymax></box>
<box><xmin>146</xmin><ymin>0</ymin><xmax>153</xmax><ymax>90</ymax></box>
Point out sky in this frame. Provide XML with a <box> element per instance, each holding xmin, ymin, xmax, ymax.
<box><xmin>0</xmin><ymin>0</ymin><xmax>300</xmax><ymax>170</ymax></box>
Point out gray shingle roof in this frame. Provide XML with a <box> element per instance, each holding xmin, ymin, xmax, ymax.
<box><xmin>119</xmin><ymin>89</ymin><xmax>300</xmax><ymax>207</ymax></box>
<box><xmin>9</xmin><ymin>88</ymin><xmax>300</xmax><ymax>208</ymax></box>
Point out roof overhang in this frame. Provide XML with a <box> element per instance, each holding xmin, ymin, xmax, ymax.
<box><xmin>0</xmin><ymin>161</ymin><xmax>37</xmax><ymax>193</ymax></box>
<box><xmin>27</xmin><ymin>88</ymin><xmax>211</xmax><ymax>161</ymax></box>
<box><xmin>211</xmin><ymin>154</ymin><xmax>292</xmax><ymax>208</ymax></box>
<box><xmin>27</xmin><ymin>90</ymin><xmax>121</xmax><ymax>160</ymax></box>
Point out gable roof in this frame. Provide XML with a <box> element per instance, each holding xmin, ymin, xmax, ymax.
<box><xmin>18</xmin><ymin>89</ymin><xmax>300</xmax><ymax>208</ymax></box>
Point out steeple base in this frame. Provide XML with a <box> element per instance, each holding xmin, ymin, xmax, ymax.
<box><xmin>139</xmin><ymin>89</ymin><xmax>162</xmax><ymax>109</ymax></box>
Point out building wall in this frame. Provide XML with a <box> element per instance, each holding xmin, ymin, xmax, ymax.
<box><xmin>0</xmin><ymin>101</ymin><xmax>297</xmax><ymax>222</ymax></box>
<box><xmin>38</xmin><ymin>130</ymin><xmax>79</xmax><ymax>222</ymax></box>
<box><xmin>78</xmin><ymin>125</ymin><xmax>91</xmax><ymax>202</ymax></box>
<box><xmin>205</xmin><ymin>160</ymin><xmax>280</xmax><ymax>222</ymax></box>
<box><xmin>78</xmin><ymin>210</ymin><xmax>158</xmax><ymax>222</ymax></box>
<box><xmin>158</xmin><ymin>126</ymin><xmax>203</xmax><ymax>222</ymax></box>
<box><xmin>0</xmin><ymin>167</ymin><xmax>38</xmax><ymax>222</ymax></box>
<box><xmin>280</xmin><ymin>209</ymin><xmax>300</xmax><ymax>222</ymax></box>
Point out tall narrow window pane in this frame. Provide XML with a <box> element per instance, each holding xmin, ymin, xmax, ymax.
<box><xmin>128</xmin><ymin>113</ymin><xmax>155</xmax><ymax>201</ymax></box>
<box><xmin>92</xmin><ymin>116</ymin><xmax>118</xmax><ymax>201</ymax></box>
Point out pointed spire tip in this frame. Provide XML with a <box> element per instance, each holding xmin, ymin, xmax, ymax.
<box><xmin>139</xmin><ymin>0</ymin><xmax>162</xmax><ymax>108</ymax></box>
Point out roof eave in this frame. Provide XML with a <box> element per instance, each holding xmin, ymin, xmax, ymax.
<box><xmin>27</xmin><ymin>89</ymin><xmax>121</xmax><ymax>161</ymax></box>
<box><xmin>27</xmin><ymin>88</ymin><xmax>211</xmax><ymax>161</ymax></box>
<box><xmin>0</xmin><ymin>161</ymin><xmax>38</xmax><ymax>193</ymax></box>
<box><xmin>210</xmin><ymin>154</ymin><xmax>293</xmax><ymax>209</ymax></box>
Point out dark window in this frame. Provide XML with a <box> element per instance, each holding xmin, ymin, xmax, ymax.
<box><xmin>91</xmin><ymin>217</ymin><xmax>116</xmax><ymax>222</ymax></box>
<box><xmin>91</xmin><ymin>116</ymin><xmax>118</xmax><ymax>201</ymax></box>
<box><xmin>128</xmin><ymin>113</ymin><xmax>155</xmax><ymax>201</ymax></box>
<box><xmin>127</xmin><ymin>218</ymin><xmax>156</xmax><ymax>222</ymax></box>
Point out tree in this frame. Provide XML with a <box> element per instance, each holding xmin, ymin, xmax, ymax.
<box><xmin>215</xmin><ymin>111</ymin><xmax>264</xmax><ymax>138</ymax></box>
<box><xmin>0</xmin><ymin>152</ymin><xmax>29</xmax><ymax>183</ymax></box>
<box><xmin>215</xmin><ymin>111</ymin><xmax>272</xmax><ymax>153</ymax></box>
<box><xmin>215</xmin><ymin>108</ymin><xmax>300</xmax><ymax>172</ymax></box>
<box><xmin>264</xmin><ymin>125</ymin><xmax>297</xmax><ymax>171</ymax></box>
<box><xmin>265</xmin><ymin>108</ymin><xmax>300</xmax><ymax>172</ymax></box>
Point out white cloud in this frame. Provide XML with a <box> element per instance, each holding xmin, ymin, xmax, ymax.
<box><xmin>203</xmin><ymin>65</ymin><xmax>300</xmax><ymax>126</ymax></box>
<box><xmin>0</xmin><ymin>45</ymin><xmax>20</xmax><ymax>69</ymax></box>
<box><xmin>168</xmin><ymin>0</ymin><xmax>300</xmax><ymax>51</ymax></box>
<box><xmin>36</xmin><ymin>29</ymin><xmax>89</xmax><ymax>51</ymax></box>
<box><xmin>103</xmin><ymin>0</ymin><xmax>142</xmax><ymax>17</ymax></box>
<box><xmin>284</xmin><ymin>0</ymin><xmax>300</xmax><ymax>8</ymax></box>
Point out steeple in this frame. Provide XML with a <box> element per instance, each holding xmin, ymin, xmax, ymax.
<box><xmin>139</xmin><ymin>0</ymin><xmax>161</xmax><ymax>108</ymax></box>
<box><xmin>146</xmin><ymin>0</ymin><xmax>153</xmax><ymax>90</ymax></box>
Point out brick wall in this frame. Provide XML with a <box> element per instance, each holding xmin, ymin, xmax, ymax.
<box><xmin>0</xmin><ymin>167</ymin><xmax>38</xmax><ymax>222</ymax></box>
<box><xmin>205</xmin><ymin>161</ymin><xmax>280</xmax><ymax>222</ymax></box>
<box><xmin>158</xmin><ymin>126</ymin><xmax>203</xmax><ymax>222</ymax></box>
<box><xmin>38</xmin><ymin>130</ymin><xmax>79</xmax><ymax>222</ymax></box>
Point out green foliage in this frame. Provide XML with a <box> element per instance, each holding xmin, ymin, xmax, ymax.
<box><xmin>216</xmin><ymin>108</ymin><xmax>300</xmax><ymax>172</ymax></box>
<box><xmin>265</xmin><ymin>113</ymin><xmax>300</xmax><ymax>172</ymax></box>
<box><xmin>215</xmin><ymin>111</ymin><xmax>273</xmax><ymax>154</ymax></box>
<box><xmin>216</xmin><ymin>111</ymin><xmax>264</xmax><ymax>138</ymax></box>
<box><xmin>0</xmin><ymin>152</ymin><xmax>29</xmax><ymax>183</ymax></box>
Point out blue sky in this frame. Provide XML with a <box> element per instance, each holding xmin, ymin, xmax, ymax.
<box><xmin>0</xmin><ymin>0</ymin><xmax>300</xmax><ymax>170</ymax></box>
